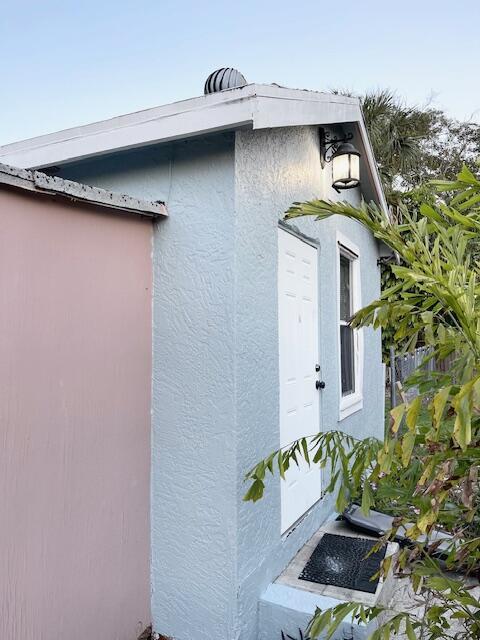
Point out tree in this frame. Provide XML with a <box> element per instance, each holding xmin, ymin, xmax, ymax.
<box><xmin>359</xmin><ymin>89</ymin><xmax>433</xmax><ymax>203</ymax></box>
<box><xmin>340</xmin><ymin>89</ymin><xmax>480</xmax><ymax>208</ymax></box>
<box><xmin>347</xmin><ymin>90</ymin><xmax>480</xmax><ymax>359</ymax></box>
<box><xmin>244</xmin><ymin>165</ymin><xmax>480</xmax><ymax>639</ymax></box>
<box><xmin>412</xmin><ymin>111</ymin><xmax>480</xmax><ymax>185</ymax></box>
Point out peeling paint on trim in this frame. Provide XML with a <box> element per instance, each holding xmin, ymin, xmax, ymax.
<box><xmin>0</xmin><ymin>162</ymin><xmax>167</xmax><ymax>219</ymax></box>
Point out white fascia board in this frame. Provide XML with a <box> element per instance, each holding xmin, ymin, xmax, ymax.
<box><xmin>0</xmin><ymin>83</ymin><xmax>386</xmax><ymax>210</ymax></box>
<box><xmin>356</xmin><ymin>116</ymin><xmax>388</xmax><ymax>212</ymax></box>
<box><xmin>0</xmin><ymin>88</ymin><xmax>258</xmax><ymax>170</ymax></box>
<box><xmin>0</xmin><ymin>85</ymin><xmax>359</xmax><ymax>169</ymax></box>
<box><xmin>252</xmin><ymin>93</ymin><xmax>361</xmax><ymax>129</ymax></box>
<box><xmin>254</xmin><ymin>89</ymin><xmax>387</xmax><ymax>211</ymax></box>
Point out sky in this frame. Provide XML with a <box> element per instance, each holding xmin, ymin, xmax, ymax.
<box><xmin>0</xmin><ymin>0</ymin><xmax>479</xmax><ymax>145</ymax></box>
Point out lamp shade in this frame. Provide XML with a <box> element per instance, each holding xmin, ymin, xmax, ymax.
<box><xmin>331</xmin><ymin>142</ymin><xmax>360</xmax><ymax>190</ymax></box>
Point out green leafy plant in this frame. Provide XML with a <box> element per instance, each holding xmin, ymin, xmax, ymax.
<box><xmin>245</xmin><ymin>165</ymin><xmax>480</xmax><ymax>638</ymax></box>
<box><xmin>334</xmin><ymin>89</ymin><xmax>480</xmax><ymax>359</ymax></box>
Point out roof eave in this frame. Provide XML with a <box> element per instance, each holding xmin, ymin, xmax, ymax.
<box><xmin>0</xmin><ymin>163</ymin><xmax>167</xmax><ymax>219</ymax></box>
<box><xmin>0</xmin><ymin>85</ymin><xmax>363</xmax><ymax>169</ymax></box>
<box><xmin>356</xmin><ymin>116</ymin><xmax>388</xmax><ymax>212</ymax></box>
<box><xmin>0</xmin><ymin>83</ymin><xmax>387</xmax><ymax>211</ymax></box>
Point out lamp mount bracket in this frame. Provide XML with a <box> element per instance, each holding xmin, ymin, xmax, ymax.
<box><xmin>319</xmin><ymin>128</ymin><xmax>354</xmax><ymax>168</ymax></box>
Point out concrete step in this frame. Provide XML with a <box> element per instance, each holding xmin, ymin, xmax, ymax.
<box><xmin>258</xmin><ymin>520</ymin><xmax>399</xmax><ymax>640</ymax></box>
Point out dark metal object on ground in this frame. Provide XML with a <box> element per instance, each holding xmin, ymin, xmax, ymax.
<box><xmin>281</xmin><ymin>629</ymin><xmax>310</xmax><ymax>640</ymax></box>
<box><xmin>343</xmin><ymin>504</ymin><xmax>454</xmax><ymax>560</ymax></box>
<box><xmin>281</xmin><ymin>628</ymin><xmax>354</xmax><ymax>640</ymax></box>
<box><xmin>298</xmin><ymin>533</ymin><xmax>386</xmax><ymax>594</ymax></box>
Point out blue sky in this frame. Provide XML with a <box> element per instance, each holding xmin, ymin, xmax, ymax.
<box><xmin>1</xmin><ymin>0</ymin><xmax>478</xmax><ymax>145</ymax></box>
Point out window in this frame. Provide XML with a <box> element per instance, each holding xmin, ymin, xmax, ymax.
<box><xmin>340</xmin><ymin>254</ymin><xmax>355</xmax><ymax>396</ymax></box>
<box><xmin>337</xmin><ymin>233</ymin><xmax>363</xmax><ymax>420</ymax></box>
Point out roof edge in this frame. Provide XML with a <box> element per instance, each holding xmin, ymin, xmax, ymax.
<box><xmin>0</xmin><ymin>83</ymin><xmax>387</xmax><ymax>212</ymax></box>
<box><xmin>0</xmin><ymin>84</ymin><xmax>361</xmax><ymax>170</ymax></box>
<box><xmin>0</xmin><ymin>83</ymin><xmax>360</xmax><ymax>155</ymax></box>
<box><xmin>0</xmin><ymin>163</ymin><xmax>167</xmax><ymax>219</ymax></box>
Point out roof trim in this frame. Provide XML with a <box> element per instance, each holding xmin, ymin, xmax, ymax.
<box><xmin>0</xmin><ymin>83</ymin><xmax>387</xmax><ymax>211</ymax></box>
<box><xmin>0</xmin><ymin>163</ymin><xmax>167</xmax><ymax>219</ymax></box>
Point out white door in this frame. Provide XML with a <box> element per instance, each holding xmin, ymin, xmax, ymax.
<box><xmin>278</xmin><ymin>228</ymin><xmax>321</xmax><ymax>533</ymax></box>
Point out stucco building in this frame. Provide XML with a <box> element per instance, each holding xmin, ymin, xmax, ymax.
<box><xmin>0</xmin><ymin>75</ymin><xmax>387</xmax><ymax>640</ymax></box>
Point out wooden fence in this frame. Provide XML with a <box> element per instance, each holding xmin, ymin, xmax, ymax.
<box><xmin>389</xmin><ymin>346</ymin><xmax>455</xmax><ymax>407</ymax></box>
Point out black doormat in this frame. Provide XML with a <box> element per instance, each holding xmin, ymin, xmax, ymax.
<box><xmin>298</xmin><ymin>533</ymin><xmax>386</xmax><ymax>594</ymax></box>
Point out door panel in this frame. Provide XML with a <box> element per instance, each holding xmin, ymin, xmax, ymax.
<box><xmin>278</xmin><ymin>229</ymin><xmax>321</xmax><ymax>532</ymax></box>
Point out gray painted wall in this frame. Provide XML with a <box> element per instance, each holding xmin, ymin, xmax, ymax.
<box><xmin>57</xmin><ymin>125</ymin><xmax>384</xmax><ymax>640</ymax></box>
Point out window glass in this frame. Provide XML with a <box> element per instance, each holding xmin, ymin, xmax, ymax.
<box><xmin>339</xmin><ymin>252</ymin><xmax>355</xmax><ymax>396</ymax></box>
<box><xmin>341</xmin><ymin>324</ymin><xmax>355</xmax><ymax>395</ymax></box>
<box><xmin>340</xmin><ymin>255</ymin><xmax>351</xmax><ymax>322</ymax></box>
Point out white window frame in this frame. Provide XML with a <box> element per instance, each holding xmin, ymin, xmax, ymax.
<box><xmin>336</xmin><ymin>231</ymin><xmax>364</xmax><ymax>421</ymax></box>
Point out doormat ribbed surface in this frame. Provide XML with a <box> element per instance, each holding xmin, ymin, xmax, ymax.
<box><xmin>298</xmin><ymin>533</ymin><xmax>386</xmax><ymax>594</ymax></box>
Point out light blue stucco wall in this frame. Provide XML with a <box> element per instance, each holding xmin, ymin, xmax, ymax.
<box><xmin>233</xmin><ymin>126</ymin><xmax>384</xmax><ymax>640</ymax></box>
<box><xmin>56</xmin><ymin>135</ymin><xmax>240</xmax><ymax>640</ymax></box>
<box><xmin>258</xmin><ymin>583</ymin><xmax>372</xmax><ymax>640</ymax></box>
<box><xmin>55</xmin><ymin>125</ymin><xmax>384</xmax><ymax>640</ymax></box>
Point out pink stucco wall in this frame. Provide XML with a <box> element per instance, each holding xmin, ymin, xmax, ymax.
<box><xmin>0</xmin><ymin>188</ymin><xmax>152</xmax><ymax>640</ymax></box>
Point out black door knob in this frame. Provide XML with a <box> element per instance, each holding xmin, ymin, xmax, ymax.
<box><xmin>316</xmin><ymin>380</ymin><xmax>326</xmax><ymax>390</ymax></box>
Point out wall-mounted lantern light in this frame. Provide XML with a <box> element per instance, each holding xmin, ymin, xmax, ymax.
<box><xmin>319</xmin><ymin>128</ymin><xmax>361</xmax><ymax>192</ymax></box>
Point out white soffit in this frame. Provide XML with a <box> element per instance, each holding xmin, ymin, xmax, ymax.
<box><xmin>0</xmin><ymin>85</ymin><xmax>360</xmax><ymax>168</ymax></box>
<box><xmin>0</xmin><ymin>83</ymin><xmax>386</xmax><ymax>210</ymax></box>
